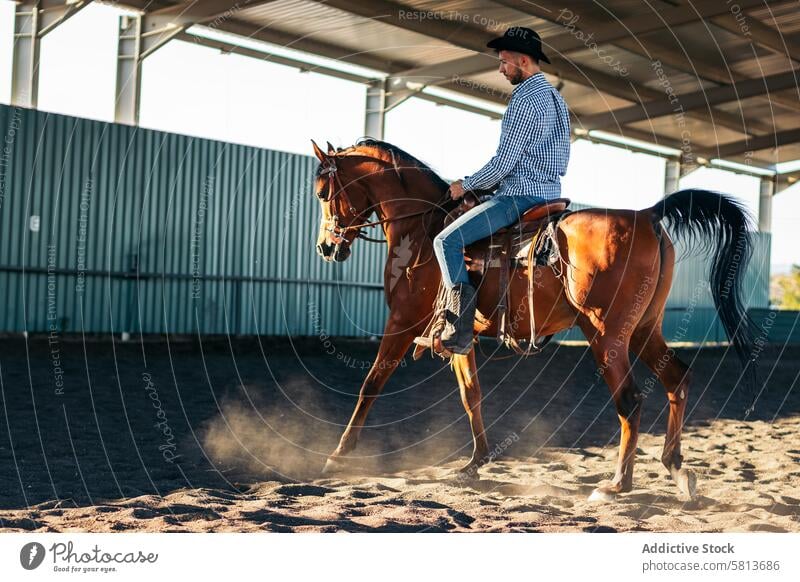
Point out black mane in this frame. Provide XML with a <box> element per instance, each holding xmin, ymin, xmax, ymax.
<box><xmin>354</xmin><ymin>138</ymin><xmax>450</xmax><ymax>191</ymax></box>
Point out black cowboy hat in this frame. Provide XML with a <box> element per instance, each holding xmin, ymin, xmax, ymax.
<box><xmin>486</xmin><ymin>27</ymin><xmax>551</xmax><ymax>64</ymax></box>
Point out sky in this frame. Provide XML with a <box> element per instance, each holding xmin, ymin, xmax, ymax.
<box><xmin>0</xmin><ymin>0</ymin><xmax>797</xmax><ymax>272</ymax></box>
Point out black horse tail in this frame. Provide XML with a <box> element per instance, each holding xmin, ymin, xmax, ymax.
<box><xmin>650</xmin><ymin>189</ymin><xmax>760</xmax><ymax>415</ymax></box>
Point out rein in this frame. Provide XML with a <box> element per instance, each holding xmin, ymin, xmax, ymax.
<box><xmin>320</xmin><ymin>155</ymin><xmax>453</xmax><ymax>245</ymax></box>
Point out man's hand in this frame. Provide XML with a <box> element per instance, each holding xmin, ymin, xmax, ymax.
<box><xmin>448</xmin><ymin>180</ymin><xmax>466</xmax><ymax>200</ymax></box>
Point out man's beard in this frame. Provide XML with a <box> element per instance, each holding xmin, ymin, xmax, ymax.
<box><xmin>508</xmin><ymin>70</ymin><xmax>524</xmax><ymax>85</ymax></box>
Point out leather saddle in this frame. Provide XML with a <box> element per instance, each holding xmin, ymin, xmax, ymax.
<box><xmin>413</xmin><ymin>192</ymin><xmax>571</xmax><ymax>360</ymax></box>
<box><xmin>443</xmin><ymin>193</ymin><xmax>572</xmax><ymax>276</ymax></box>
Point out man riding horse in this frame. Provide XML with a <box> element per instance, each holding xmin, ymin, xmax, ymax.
<box><xmin>425</xmin><ymin>27</ymin><xmax>572</xmax><ymax>355</ymax></box>
<box><xmin>311</xmin><ymin>26</ymin><xmax>756</xmax><ymax>498</ymax></box>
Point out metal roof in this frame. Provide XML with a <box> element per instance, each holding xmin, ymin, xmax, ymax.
<box><xmin>102</xmin><ymin>0</ymin><xmax>800</xmax><ymax>173</ymax></box>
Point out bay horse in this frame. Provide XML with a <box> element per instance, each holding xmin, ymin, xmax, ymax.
<box><xmin>310</xmin><ymin>138</ymin><xmax>756</xmax><ymax>500</ymax></box>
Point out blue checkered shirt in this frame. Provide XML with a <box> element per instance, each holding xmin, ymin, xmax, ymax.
<box><xmin>462</xmin><ymin>72</ymin><xmax>571</xmax><ymax>199</ymax></box>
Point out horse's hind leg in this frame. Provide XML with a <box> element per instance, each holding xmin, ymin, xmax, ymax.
<box><xmin>584</xmin><ymin>332</ymin><xmax>643</xmax><ymax>500</ymax></box>
<box><xmin>631</xmin><ymin>324</ymin><xmax>696</xmax><ymax>499</ymax></box>
<box><xmin>452</xmin><ymin>349</ymin><xmax>489</xmax><ymax>476</ymax></box>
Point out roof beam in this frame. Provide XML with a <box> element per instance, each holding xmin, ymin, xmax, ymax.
<box><xmin>493</xmin><ymin>0</ymin><xmax>767</xmax><ymax>54</ymax></box>
<box><xmin>39</xmin><ymin>0</ymin><xmax>93</xmax><ymax>36</ymax></box>
<box><xmin>130</xmin><ymin>0</ymin><xmax>782</xmax><ymax>156</ymax></box>
<box><xmin>390</xmin><ymin>53</ymin><xmax>498</xmax><ymax>86</ymax></box>
<box><xmin>310</xmin><ymin>0</ymin><xmax>486</xmax><ymax>52</ymax></box>
<box><xmin>608</xmin><ymin>35</ymin><xmax>800</xmax><ymax>115</ymax></box>
<box><xmin>715</xmin><ymin>128</ymin><xmax>800</xmax><ymax>158</ymax></box>
<box><xmin>554</xmin><ymin>1</ymin><xmax>799</xmax><ymax>116</ymax></box>
<box><xmin>711</xmin><ymin>9</ymin><xmax>800</xmax><ymax>65</ymax></box>
<box><xmin>177</xmin><ymin>30</ymin><xmax>374</xmax><ymax>85</ymax></box>
<box><xmin>182</xmin><ymin>21</ymin><xmax>507</xmax><ymax>110</ymax></box>
<box><xmin>114</xmin><ymin>1</ymin><xmax>279</xmax><ymax>125</ymax></box>
<box><xmin>529</xmin><ymin>0</ymin><xmax>800</xmax><ymax>114</ymax></box>
<box><xmin>138</xmin><ymin>0</ymin><xmax>279</xmax><ymax>58</ymax></box>
<box><xmin>581</xmin><ymin>69</ymin><xmax>800</xmax><ymax>131</ymax></box>
<box><xmin>181</xmin><ymin>30</ymin><xmax>504</xmax><ymax>119</ymax></box>
<box><xmin>117</xmin><ymin>0</ymin><xmax>407</xmax><ymax>72</ymax></box>
<box><xmin>776</xmin><ymin>171</ymin><xmax>800</xmax><ymax>194</ymax></box>
<box><xmin>217</xmin><ymin>19</ymin><xmax>406</xmax><ymax>74</ymax></box>
<box><xmin>215</xmin><ymin>18</ymin><xmax>510</xmax><ymax>106</ymax></box>
<box><xmin>412</xmin><ymin>0</ymin><xmax>768</xmax><ymax>88</ymax></box>
<box><xmin>313</xmin><ymin>0</ymin><xmax>755</xmax><ymax>137</ymax></box>
<box><xmin>493</xmin><ymin>1</ymin><xmax>784</xmax><ymax>129</ymax></box>
<box><xmin>11</xmin><ymin>0</ymin><xmax>93</xmax><ymax>108</ymax></box>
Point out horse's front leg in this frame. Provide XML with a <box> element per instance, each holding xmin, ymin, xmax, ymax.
<box><xmin>323</xmin><ymin>316</ymin><xmax>417</xmax><ymax>473</ymax></box>
<box><xmin>452</xmin><ymin>349</ymin><xmax>489</xmax><ymax>477</ymax></box>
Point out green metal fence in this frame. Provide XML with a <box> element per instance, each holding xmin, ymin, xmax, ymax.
<box><xmin>0</xmin><ymin>104</ymin><xmax>773</xmax><ymax>343</ymax></box>
<box><xmin>749</xmin><ymin>309</ymin><xmax>800</xmax><ymax>345</ymax></box>
<box><xmin>0</xmin><ymin>104</ymin><xmax>386</xmax><ymax>337</ymax></box>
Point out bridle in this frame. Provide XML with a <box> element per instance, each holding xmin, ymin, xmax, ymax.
<box><xmin>318</xmin><ymin>154</ymin><xmax>451</xmax><ymax>246</ymax></box>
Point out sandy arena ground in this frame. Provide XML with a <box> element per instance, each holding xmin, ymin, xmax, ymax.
<box><xmin>0</xmin><ymin>337</ymin><xmax>798</xmax><ymax>532</ymax></box>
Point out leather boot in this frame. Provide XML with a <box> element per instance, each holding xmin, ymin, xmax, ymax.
<box><xmin>440</xmin><ymin>283</ymin><xmax>477</xmax><ymax>355</ymax></box>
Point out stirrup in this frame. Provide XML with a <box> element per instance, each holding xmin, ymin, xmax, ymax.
<box><xmin>413</xmin><ymin>319</ymin><xmax>452</xmax><ymax>360</ymax></box>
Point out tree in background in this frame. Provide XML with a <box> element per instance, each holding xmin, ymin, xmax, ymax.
<box><xmin>771</xmin><ymin>265</ymin><xmax>800</xmax><ymax>309</ymax></box>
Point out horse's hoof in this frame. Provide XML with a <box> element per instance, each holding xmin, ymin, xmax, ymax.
<box><xmin>674</xmin><ymin>468</ymin><xmax>697</xmax><ymax>500</ymax></box>
<box><xmin>588</xmin><ymin>479</ymin><xmax>630</xmax><ymax>502</ymax></box>
<box><xmin>455</xmin><ymin>464</ymin><xmax>480</xmax><ymax>481</ymax></box>
<box><xmin>588</xmin><ymin>487</ymin><xmax>617</xmax><ymax>502</ymax></box>
<box><xmin>455</xmin><ymin>452</ymin><xmax>490</xmax><ymax>479</ymax></box>
<box><xmin>321</xmin><ymin>457</ymin><xmax>346</xmax><ymax>475</ymax></box>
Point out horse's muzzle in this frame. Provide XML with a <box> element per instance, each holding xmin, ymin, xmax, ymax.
<box><xmin>316</xmin><ymin>241</ymin><xmax>351</xmax><ymax>262</ymax></box>
<box><xmin>332</xmin><ymin>243</ymin><xmax>351</xmax><ymax>262</ymax></box>
<box><xmin>316</xmin><ymin>241</ymin><xmax>333</xmax><ymax>258</ymax></box>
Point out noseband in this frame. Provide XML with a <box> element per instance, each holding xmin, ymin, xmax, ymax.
<box><xmin>318</xmin><ymin>159</ymin><xmax>366</xmax><ymax>247</ymax></box>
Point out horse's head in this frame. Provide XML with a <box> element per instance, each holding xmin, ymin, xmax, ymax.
<box><xmin>311</xmin><ymin>140</ymin><xmax>374</xmax><ymax>262</ymax></box>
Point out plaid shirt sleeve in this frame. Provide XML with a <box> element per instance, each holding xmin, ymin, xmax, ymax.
<box><xmin>462</xmin><ymin>91</ymin><xmax>555</xmax><ymax>192</ymax></box>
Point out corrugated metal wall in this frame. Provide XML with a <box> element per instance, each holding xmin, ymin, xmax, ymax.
<box><xmin>0</xmin><ymin>104</ymin><xmax>387</xmax><ymax>337</ymax></box>
<box><xmin>749</xmin><ymin>309</ymin><xmax>800</xmax><ymax>345</ymax></box>
<box><xmin>0</xmin><ymin>104</ymin><xmax>771</xmax><ymax>342</ymax></box>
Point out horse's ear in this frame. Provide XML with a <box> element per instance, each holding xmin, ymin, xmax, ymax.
<box><xmin>311</xmin><ymin>140</ymin><xmax>327</xmax><ymax>162</ymax></box>
<box><xmin>326</xmin><ymin>141</ymin><xmax>336</xmax><ymax>154</ymax></box>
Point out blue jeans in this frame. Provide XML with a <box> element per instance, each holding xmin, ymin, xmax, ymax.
<box><xmin>433</xmin><ymin>194</ymin><xmax>546</xmax><ymax>288</ymax></box>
